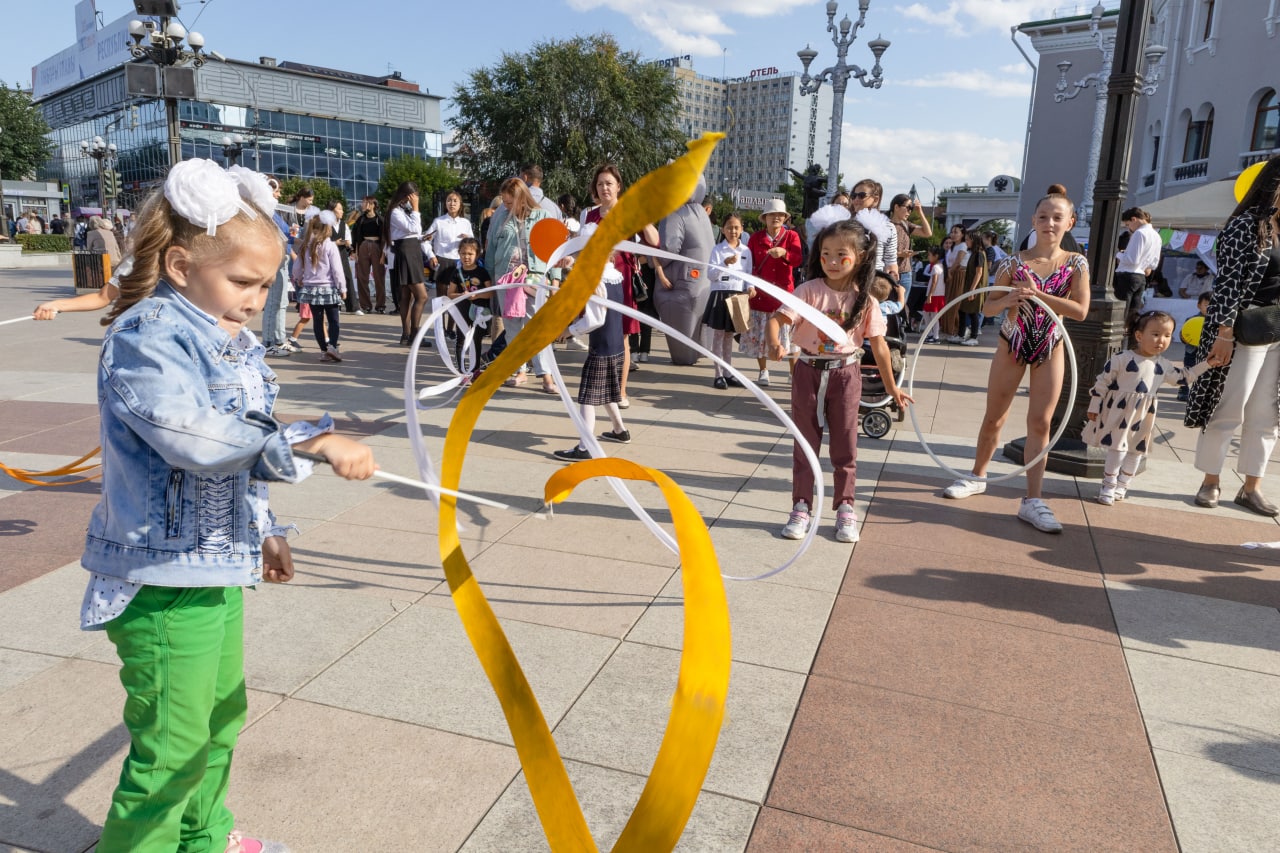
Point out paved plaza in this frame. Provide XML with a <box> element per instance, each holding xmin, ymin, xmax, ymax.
<box><xmin>2</xmin><ymin>267</ymin><xmax>1279</xmax><ymax>852</ymax></box>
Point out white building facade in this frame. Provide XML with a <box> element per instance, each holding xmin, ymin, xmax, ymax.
<box><xmin>1016</xmin><ymin>1</ymin><xmax>1280</xmax><ymax>231</ymax></box>
<box><xmin>663</xmin><ymin>57</ymin><xmax>834</xmax><ymax>203</ymax></box>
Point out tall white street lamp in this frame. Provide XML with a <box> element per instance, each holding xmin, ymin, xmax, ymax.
<box><xmin>797</xmin><ymin>0</ymin><xmax>890</xmax><ymax>202</ymax></box>
<box><xmin>126</xmin><ymin>0</ymin><xmax>209</xmax><ymax>169</ymax></box>
<box><xmin>1053</xmin><ymin>1</ymin><xmax>1165</xmax><ymax>225</ymax></box>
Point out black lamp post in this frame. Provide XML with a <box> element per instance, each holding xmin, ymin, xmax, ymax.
<box><xmin>126</xmin><ymin>1</ymin><xmax>208</xmax><ymax>169</ymax></box>
<box><xmin>1004</xmin><ymin>0</ymin><xmax>1154</xmax><ymax>477</ymax></box>
<box><xmin>221</xmin><ymin>134</ymin><xmax>245</xmax><ymax>166</ymax></box>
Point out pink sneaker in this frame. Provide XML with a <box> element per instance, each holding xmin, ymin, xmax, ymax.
<box><xmin>225</xmin><ymin>830</ymin><xmax>291</xmax><ymax>853</ymax></box>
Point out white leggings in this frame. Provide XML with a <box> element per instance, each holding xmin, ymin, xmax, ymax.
<box><xmin>1105</xmin><ymin>449</ymin><xmax>1143</xmax><ymax>479</ymax></box>
<box><xmin>1195</xmin><ymin>340</ymin><xmax>1280</xmax><ymax>478</ymax></box>
<box><xmin>710</xmin><ymin>329</ymin><xmax>735</xmax><ymax>377</ymax></box>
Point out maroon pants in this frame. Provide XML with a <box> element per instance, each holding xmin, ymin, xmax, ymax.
<box><xmin>354</xmin><ymin>240</ymin><xmax>387</xmax><ymax>311</ymax></box>
<box><xmin>790</xmin><ymin>360</ymin><xmax>863</xmax><ymax>508</ymax></box>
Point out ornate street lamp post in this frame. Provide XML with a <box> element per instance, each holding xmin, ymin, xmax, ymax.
<box><xmin>797</xmin><ymin>0</ymin><xmax>890</xmax><ymax>202</ymax></box>
<box><xmin>1005</xmin><ymin>0</ymin><xmax>1159</xmax><ymax>476</ymax></box>
<box><xmin>221</xmin><ymin>134</ymin><xmax>245</xmax><ymax>167</ymax></box>
<box><xmin>126</xmin><ymin>1</ymin><xmax>208</xmax><ymax>169</ymax></box>
<box><xmin>79</xmin><ymin>136</ymin><xmax>118</xmax><ymax>218</ymax></box>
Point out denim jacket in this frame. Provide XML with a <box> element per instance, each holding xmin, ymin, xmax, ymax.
<box><xmin>82</xmin><ymin>281</ymin><xmax>303</xmax><ymax>585</ymax></box>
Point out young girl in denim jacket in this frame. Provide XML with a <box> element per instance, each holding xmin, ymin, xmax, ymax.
<box><xmin>81</xmin><ymin>160</ymin><xmax>376</xmax><ymax>853</ymax></box>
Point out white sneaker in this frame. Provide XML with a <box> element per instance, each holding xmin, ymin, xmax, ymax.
<box><xmin>942</xmin><ymin>478</ymin><xmax>986</xmax><ymax>499</ymax></box>
<box><xmin>780</xmin><ymin>501</ymin><xmax>810</xmax><ymax>539</ymax></box>
<box><xmin>960</xmin><ymin>338</ymin><xmax>980</xmax><ymax>347</ymax></box>
<box><xmin>1018</xmin><ymin>497</ymin><xmax>1063</xmax><ymax>533</ymax></box>
<box><xmin>834</xmin><ymin>502</ymin><xmax>859</xmax><ymax>543</ymax></box>
<box><xmin>354</xmin><ymin>309</ymin><xmax>365</xmax><ymax>315</ymax></box>
<box><xmin>566</xmin><ymin>337</ymin><xmax>589</xmax><ymax>351</ymax></box>
<box><xmin>636</xmin><ymin>352</ymin><xmax>649</xmax><ymax>363</ymax></box>
<box><xmin>758</xmin><ymin>370</ymin><xmax>771</xmax><ymax>387</ymax></box>
<box><xmin>945</xmin><ymin>334</ymin><xmax>964</xmax><ymax>344</ymax></box>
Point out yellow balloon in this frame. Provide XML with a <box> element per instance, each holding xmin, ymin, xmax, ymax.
<box><xmin>1181</xmin><ymin>315</ymin><xmax>1204</xmax><ymax>348</ymax></box>
<box><xmin>1236</xmin><ymin>161</ymin><xmax>1266</xmax><ymax>202</ymax></box>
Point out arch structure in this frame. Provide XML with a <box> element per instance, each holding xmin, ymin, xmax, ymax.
<box><xmin>939</xmin><ymin>175</ymin><xmax>1023</xmax><ymax>243</ymax></box>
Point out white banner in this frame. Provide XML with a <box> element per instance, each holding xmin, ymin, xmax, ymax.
<box><xmin>32</xmin><ymin>9</ymin><xmax>155</xmax><ymax>101</ymax></box>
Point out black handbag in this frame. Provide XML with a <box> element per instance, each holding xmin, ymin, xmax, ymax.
<box><xmin>1234</xmin><ymin>305</ymin><xmax>1280</xmax><ymax>346</ymax></box>
<box><xmin>631</xmin><ymin>269</ymin><xmax>651</xmax><ymax>304</ymax></box>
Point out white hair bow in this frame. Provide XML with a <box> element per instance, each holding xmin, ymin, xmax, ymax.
<box><xmin>855</xmin><ymin>208</ymin><xmax>893</xmax><ymax>244</ymax></box>
<box><xmin>226</xmin><ymin>165</ymin><xmax>276</xmax><ymax>219</ymax></box>
<box><xmin>164</xmin><ymin>159</ymin><xmax>254</xmax><ymax>236</ymax></box>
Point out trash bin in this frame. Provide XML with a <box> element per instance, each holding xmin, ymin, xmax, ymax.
<box><xmin>73</xmin><ymin>251</ymin><xmax>111</xmax><ymax>293</ymax></box>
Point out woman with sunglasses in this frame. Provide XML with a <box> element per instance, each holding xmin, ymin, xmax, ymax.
<box><xmin>889</xmin><ymin>193</ymin><xmax>933</xmax><ymax>285</ymax></box>
<box><xmin>849</xmin><ymin>179</ymin><xmax>898</xmax><ymax>279</ymax></box>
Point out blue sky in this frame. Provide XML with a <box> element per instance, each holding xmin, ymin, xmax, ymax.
<box><xmin>2</xmin><ymin>1</ymin><xmax>1075</xmax><ymax>202</ymax></box>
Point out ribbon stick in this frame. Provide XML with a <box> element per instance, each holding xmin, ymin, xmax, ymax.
<box><xmin>291</xmin><ymin>450</ymin><xmax>515</xmax><ymax>513</ymax></box>
<box><xmin>0</xmin><ymin>315</ymin><xmax>36</xmax><ymax>327</ymax></box>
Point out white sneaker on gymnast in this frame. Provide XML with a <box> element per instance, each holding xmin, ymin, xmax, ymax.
<box><xmin>942</xmin><ymin>478</ymin><xmax>986</xmax><ymax>499</ymax></box>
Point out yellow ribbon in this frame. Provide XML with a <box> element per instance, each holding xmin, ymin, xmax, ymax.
<box><xmin>438</xmin><ymin>135</ymin><xmax>730</xmax><ymax>851</ymax></box>
<box><xmin>0</xmin><ymin>446</ymin><xmax>101</xmax><ymax>487</ymax></box>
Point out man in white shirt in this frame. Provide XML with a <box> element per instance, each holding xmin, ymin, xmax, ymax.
<box><xmin>1178</xmin><ymin>260</ymin><xmax>1215</xmax><ymax>299</ymax></box>
<box><xmin>1114</xmin><ymin>206</ymin><xmax>1162</xmax><ymax>329</ymax></box>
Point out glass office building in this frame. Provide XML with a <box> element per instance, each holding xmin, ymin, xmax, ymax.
<box><xmin>36</xmin><ymin>57</ymin><xmax>444</xmax><ymax>216</ymax></box>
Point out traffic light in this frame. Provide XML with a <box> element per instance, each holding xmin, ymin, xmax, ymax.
<box><xmin>103</xmin><ymin>170</ymin><xmax>122</xmax><ymax>199</ymax></box>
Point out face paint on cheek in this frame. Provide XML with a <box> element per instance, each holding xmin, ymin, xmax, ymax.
<box><xmin>841</xmin><ymin>257</ymin><xmax>853</xmax><ymax>267</ymax></box>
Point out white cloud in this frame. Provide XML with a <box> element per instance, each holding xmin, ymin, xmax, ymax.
<box><xmin>839</xmin><ymin>124</ymin><xmax>1023</xmax><ymax>203</ymax></box>
<box><xmin>568</xmin><ymin>0</ymin><xmax>812</xmax><ymax>56</ymax></box>
<box><xmin>897</xmin><ymin>69</ymin><xmax>1032</xmax><ymax>98</ymax></box>
<box><xmin>999</xmin><ymin>62</ymin><xmax>1031</xmax><ymax>75</ymax></box>
<box><xmin>898</xmin><ymin>1</ymin><xmax>1058</xmax><ymax>37</ymax></box>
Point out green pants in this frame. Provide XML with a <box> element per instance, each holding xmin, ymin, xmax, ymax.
<box><xmin>99</xmin><ymin>585</ymin><xmax>247</xmax><ymax>853</ymax></box>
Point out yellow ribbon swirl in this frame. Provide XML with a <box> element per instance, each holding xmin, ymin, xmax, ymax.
<box><xmin>437</xmin><ymin>134</ymin><xmax>729</xmax><ymax>851</ymax></box>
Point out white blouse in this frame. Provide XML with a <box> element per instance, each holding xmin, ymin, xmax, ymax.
<box><xmin>388</xmin><ymin>207</ymin><xmax>422</xmax><ymax>242</ymax></box>
<box><xmin>425</xmin><ymin>214</ymin><xmax>474</xmax><ymax>260</ymax></box>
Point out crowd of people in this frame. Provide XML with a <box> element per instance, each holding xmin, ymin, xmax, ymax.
<box><xmin>16</xmin><ymin>142</ymin><xmax>1280</xmax><ymax>853</ymax></box>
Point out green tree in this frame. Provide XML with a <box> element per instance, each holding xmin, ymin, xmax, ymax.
<box><xmin>277</xmin><ymin>177</ymin><xmax>346</xmax><ymax>211</ymax></box>
<box><xmin>375</xmin><ymin>154</ymin><xmax>461</xmax><ymax>217</ymax></box>
<box><xmin>0</xmin><ymin>84</ymin><xmax>53</xmax><ymax>179</ymax></box>
<box><xmin>450</xmin><ymin>34</ymin><xmax>683</xmax><ymax>200</ymax></box>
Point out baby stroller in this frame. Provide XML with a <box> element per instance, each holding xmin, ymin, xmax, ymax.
<box><xmin>859</xmin><ymin>310</ymin><xmax>908</xmax><ymax>439</ymax></box>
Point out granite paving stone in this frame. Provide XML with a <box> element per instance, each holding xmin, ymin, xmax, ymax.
<box><xmin>295</xmin><ymin>601</ymin><xmax>618</xmax><ymax>743</ymax></box>
<box><xmin>627</xmin><ymin>571</ymin><xmax>837</xmax><ymax>672</ymax></box>
<box><xmin>766</xmin><ymin>676</ymin><xmax>1177</xmax><ymax>852</ymax></box>
<box><xmin>553</xmin><ymin>642</ymin><xmax>805</xmax><ymax>803</ymax></box>
<box><xmin>229</xmin><ymin>699</ymin><xmax>520</xmax><ymax>853</ymax></box>
<box><xmin>1152</xmin><ymin>749</ymin><xmax>1280</xmax><ymax>853</ymax></box>
<box><xmin>459</xmin><ymin>759</ymin><xmax>759</xmax><ymax>853</ymax></box>
<box><xmin>1107</xmin><ymin>581</ymin><xmax>1280</xmax><ymax>673</ymax></box>
<box><xmin>1124</xmin><ymin>649</ymin><xmax>1280</xmax><ymax>777</ymax></box>
<box><xmin>813</xmin><ymin>594</ymin><xmax>1144</xmax><ymax>738</ymax></box>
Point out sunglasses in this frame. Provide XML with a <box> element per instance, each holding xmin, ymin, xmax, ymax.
<box><xmin>850</xmin><ymin>191</ymin><xmax>870</xmax><ymax>200</ymax></box>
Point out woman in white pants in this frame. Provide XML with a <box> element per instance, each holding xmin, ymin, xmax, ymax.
<box><xmin>1186</xmin><ymin>155</ymin><xmax>1280</xmax><ymax>515</ymax></box>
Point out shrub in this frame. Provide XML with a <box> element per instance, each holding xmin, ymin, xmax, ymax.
<box><xmin>17</xmin><ymin>234</ymin><xmax>72</xmax><ymax>253</ymax></box>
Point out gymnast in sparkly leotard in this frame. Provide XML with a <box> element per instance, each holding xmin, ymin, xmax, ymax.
<box><xmin>939</xmin><ymin>186</ymin><xmax>1092</xmax><ymax>534</ymax></box>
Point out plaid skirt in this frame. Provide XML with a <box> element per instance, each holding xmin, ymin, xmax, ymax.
<box><xmin>577</xmin><ymin>351</ymin><xmax>625</xmax><ymax>406</ymax></box>
<box><xmin>296</xmin><ymin>284</ymin><xmax>343</xmax><ymax>306</ymax></box>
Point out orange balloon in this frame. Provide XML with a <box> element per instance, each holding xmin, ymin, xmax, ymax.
<box><xmin>529</xmin><ymin>218</ymin><xmax>570</xmax><ymax>263</ymax></box>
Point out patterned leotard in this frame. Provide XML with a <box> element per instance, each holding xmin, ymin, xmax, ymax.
<box><xmin>998</xmin><ymin>254</ymin><xmax>1087</xmax><ymax>365</ymax></box>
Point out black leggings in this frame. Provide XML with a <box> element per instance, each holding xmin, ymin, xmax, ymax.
<box><xmin>313</xmin><ymin>304</ymin><xmax>340</xmax><ymax>349</ymax></box>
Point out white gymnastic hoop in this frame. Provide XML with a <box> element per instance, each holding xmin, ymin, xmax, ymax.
<box><xmin>906</xmin><ymin>285</ymin><xmax>1078</xmax><ymax>485</ymax></box>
